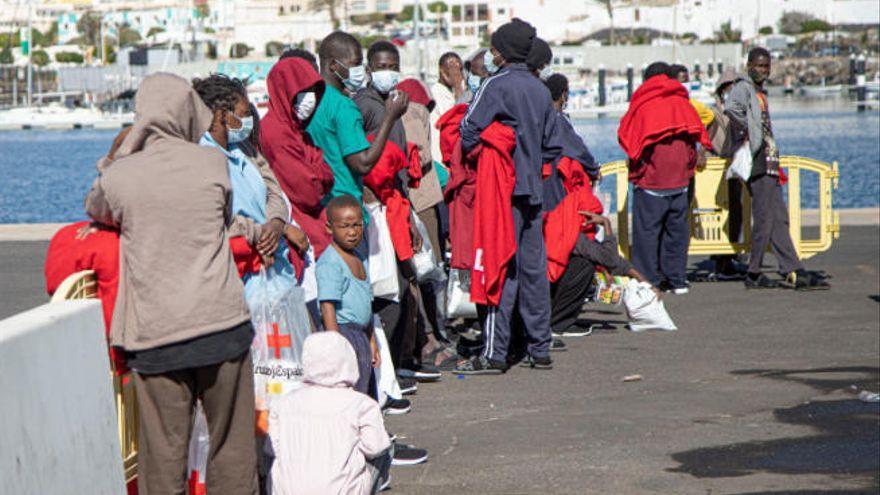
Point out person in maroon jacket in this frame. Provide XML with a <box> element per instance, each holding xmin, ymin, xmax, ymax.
<box><xmin>618</xmin><ymin>61</ymin><xmax>711</xmax><ymax>295</ymax></box>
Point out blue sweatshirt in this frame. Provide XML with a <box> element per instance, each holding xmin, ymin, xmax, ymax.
<box><xmin>460</xmin><ymin>63</ymin><xmax>563</xmax><ymax>206</ymax></box>
<box><xmin>543</xmin><ymin>112</ymin><xmax>598</xmax><ymax>212</ymax></box>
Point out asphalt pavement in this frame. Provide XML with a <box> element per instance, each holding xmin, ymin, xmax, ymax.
<box><xmin>1</xmin><ymin>227</ymin><xmax>878</xmax><ymax>494</ymax></box>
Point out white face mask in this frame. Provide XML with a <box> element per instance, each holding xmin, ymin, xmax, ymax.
<box><xmin>484</xmin><ymin>50</ymin><xmax>499</xmax><ymax>75</ymax></box>
<box><xmin>227</xmin><ymin>113</ymin><xmax>253</xmax><ymax>144</ymax></box>
<box><xmin>294</xmin><ymin>91</ymin><xmax>317</xmax><ymax>122</ymax></box>
<box><xmin>334</xmin><ymin>59</ymin><xmax>367</xmax><ymax>94</ymax></box>
<box><xmin>371</xmin><ymin>70</ymin><xmax>400</xmax><ymax>94</ymax></box>
<box><xmin>539</xmin><ymin>66</ymin><xmax>553</xmax><ymax>81</ymax></box>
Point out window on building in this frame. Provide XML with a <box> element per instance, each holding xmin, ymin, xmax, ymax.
<box><xmin>452</xmin><ymin>27</ymin><xmax>461</xmax><ymax>36</ymax></box>
<box><xmin>563</xmin><ymin>57</ymin><xmax>573</xmax><ymax>65</ymax></box>
<box><xmin>279</xmin><ymin>6</ymin><xmax>284</xmax><ymax>14</ymax></box>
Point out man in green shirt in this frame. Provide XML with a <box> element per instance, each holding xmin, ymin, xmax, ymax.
<box><xmin>306</xmin><ymin>31</ymin><xmax>408</xmax><ymax>214</ymax></box>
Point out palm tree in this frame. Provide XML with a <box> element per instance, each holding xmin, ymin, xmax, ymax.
<box><xmin>593</xmin><ymin>0</ymin><xmax>615</xmax><ymax>45</ymax></box>
<box><xmin>310</xmin><ymin>0</ymin><xmax>341</xmax><ymax>30</ymax></box>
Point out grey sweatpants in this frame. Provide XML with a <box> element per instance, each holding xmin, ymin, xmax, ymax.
<box><xmin>746</xmin><ymin>174</ymin><xmax>803</xmax><ymax>274</ymax></box>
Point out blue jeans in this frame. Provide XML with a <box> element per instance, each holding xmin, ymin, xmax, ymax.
<box><xmin>631</xmin><ymin>188</ymin><xmax>690</xmax><ymax>287</ymax></box>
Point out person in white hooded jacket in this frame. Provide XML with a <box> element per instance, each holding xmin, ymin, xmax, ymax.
<box><xmin>267</xmin><ymin>331</ymin><xmax>391</xmax><ymax>495</ymax></box>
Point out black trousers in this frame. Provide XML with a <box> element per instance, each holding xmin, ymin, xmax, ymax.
<box><xmin>631</xmin><ymin>188</ymin><xmax>690</xmax><ymax>287</ymax></box>
<box><xmin>550</xmin><ymin>256</ymin><xmax>596</xmax><ymax>333</ymax></box>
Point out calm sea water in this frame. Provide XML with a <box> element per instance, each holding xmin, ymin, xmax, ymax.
<box><xmin>0</xmin><ymin>99</ymin><xmax>877</xmax><ymax>224</ymax></box>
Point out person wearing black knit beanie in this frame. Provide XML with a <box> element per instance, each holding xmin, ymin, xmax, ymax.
<box><xmin>453</xmin><ymin>19</ymin><xmax>566</xmax><ymax>376</ymax></box>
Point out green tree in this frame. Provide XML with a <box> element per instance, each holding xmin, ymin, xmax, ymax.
<box><xmin>398</xmin><ymin>5</ymin><xmax>425</xmax><ymax>22</ymax></box>
<box><xmin>427</xmin><ymin>1</ymin><xmax>448</xmax><ymax>14</ymax></box>
<box><xmin>31</xmin><ymin>49</ymin><xmax>50</xmax><ymax>66</ymax></box>
<box><xmin>76</xmin><ymin>11</ymin><xmax>102</xmax><ymax>47</ymax></box>
<box><xmin>759</xmin><ymin>25</ymin><xmax>773</xmax><ymax>35</ymax></box>
<box><xmin>778</xmin><ymin>11</ymin><xmax>812</xmax><ymax>35</ymax></box>
<box><xmin>118</xmin><ymin>25</ymin><xmax>142</xmax><ymax>47</ymax></box>
<box><xmin>592</xmin><ymin>1</ymin><xmax>614</xmax><ymax>45</ymax></box>
<box><xmin>0</xmin><ymin>46</ymin><xmax>14</xmax><ymax>64</ymax></box>
<box><xmin>146</xmin><ymin>26</ymin><xmax>166</xmax><ymax>38</ymax></box>
<box><xmin>229</xmin><ymin>42</ymin><xmax>251</xmax><ymax>58</ymax></box>
<box><xmin>309</xmin><ymin>0</ymin><xmax>341</xmax><ymax>30</ymax></box>
<box><xmin>55</xmin><ymin>51</ymin><xmax>84</xmax><ymax>63</ymax></box>
<box><xmin>801</xmin><ymin>19</ymin><xmax>832</xmax><ymax>33</ymax></box>
<box><xmin>713</xmin><ymin>21</ymin><xmax>741</xmax><ymax>42</ymax></box>
<box><xmin>265</xmin><ymin>41</ymin><xmax>285</xmax><ymax>57</ymax></box>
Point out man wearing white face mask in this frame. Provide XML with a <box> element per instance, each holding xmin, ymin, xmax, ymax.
<box><xmin>526</xmin><ymin>37</ymin><xmax>554</xmax><ymax>80</ymax></box>
<box><xmin>354</xmin><ymin>40</ymin><xmax>408</xmax><ymax>151</ymax></box>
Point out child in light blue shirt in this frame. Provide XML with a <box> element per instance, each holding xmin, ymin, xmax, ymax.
<box><xmin>315</xmin><ymin>194</ymin><xmax>377</xmax><ymax>395</ymax></box>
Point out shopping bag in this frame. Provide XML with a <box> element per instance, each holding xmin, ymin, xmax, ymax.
<box><xmin>187</xmin><ymin>402</ymin><xmax>209</xmax><ymax>495</ymax></box>
<box><xmin>247</xmin><ymin>268</ymin><xmax>311</xmax><ymax>412</ymax></box>
<box><xmin>411</xmin><ymin>213</ymin><xmax>444</xmax><ymax>283</ymax></box>
<box><xmin>623</xmin><ymin>279</ymin><xmax>677</xmax><ymax>332</ymax></box>
<box><xmin>446</xmin><ymin>269</ymin><xmax>478</xmax><ymax>319</ymax></box>
<box><xmin>725</xmin><ymin>143</ymin><xmax>753</xmax><ymax>181</ymax></box>
<box><xmin>372</xmin><ymin>315</ymin><xmax>402</xmax><ymax>407</ymax></box>
<box><xmin>365</xmin><ymin>202</ymin><xmax>400</xmax><ymax>301</ymax></box>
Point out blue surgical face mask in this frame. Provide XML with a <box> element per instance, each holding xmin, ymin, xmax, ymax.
<box><xmin>539</xmin><ymin>66</ymin><xmax>553</xmax><ymax>81</ymax></box>
<box><xmin>227</xmin><ymin>113</ymin><xmax>253</xmax><ymax>144</ymax></box>
<box><xmin>467</xmin><ymin>72</ymin><xmax>482</xmax><ymax>93</ymax></box>
<box><xmin>334</xmin><ymin>59</ymin><xmax>367</xmax><ymax>94</ymax></box>
<box><xmin>483</xmin><ymin>50</ymin><xmax>499</xmax><ymax>76</ymax></box>
<box><xmin>371</xmin><ymin>70</ymin><xmax>401</xmax><ymax>94</ymax></box>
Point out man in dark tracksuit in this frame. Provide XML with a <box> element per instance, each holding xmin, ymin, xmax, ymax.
<box><xmin>454</xmin><ymin>18</ymin><xmax>563</xmax><ymax>374</ymax></box>
<box><xmin>541</xmin><ymin>73</ymin><xmax>602</xmax><ymax>338</ymax></box>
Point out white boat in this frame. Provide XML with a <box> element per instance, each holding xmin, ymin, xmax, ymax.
<box><xmin>0</xmin><ymin>104</ymin><xmax>133</xmax><ymax>130</ymax></box>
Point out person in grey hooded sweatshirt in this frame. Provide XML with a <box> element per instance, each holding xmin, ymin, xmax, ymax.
<box><xmin>725</xmin><ymin>47</ymin><xmax>829</xmax><ymax>291</ymax></box>
<box><xmin>85</xmin><ymin>73</ymin><xmax>258</xmax><ymax>494</ymax></box>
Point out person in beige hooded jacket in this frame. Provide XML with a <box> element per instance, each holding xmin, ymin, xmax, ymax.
<box><xmin>85</xmin><ymin>73</ymin><xmax>257</xmax><ymax>495</ymax></box>
<box><xmin>268</xmin><ymin>331</ymin><xmax>391</xmax><ymax>495</ymax></box>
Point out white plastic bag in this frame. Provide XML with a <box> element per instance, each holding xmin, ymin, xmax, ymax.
<box><xmin>365</xmin><ymin>202</ymin><xmax>400</xmax><ymax>301</ymax></box>
<box><xmin>248</xmin><ymin>268</ymin><xmax>312</xmax><ymax>411</ymax></box>
<box><xmin>187</xmin><ymin>402</ymin><xmax>209</xmax><ymax>495</ymax></box>
<box><xmin>623</xmin><ymin>279</ymin><xmax>677</xmax><ymax>332</ymax></box>
<box><xmin>371</xmin><ymin>315</ymin><xmax>402</xmax><ymax>407</ymax></box>
<box><xmin>411</xmin><ymin>213</ymin><xmax>444</xmax><ymax>283</ymax></box>
<box><xmin>446</xmin><ymin>268</ymin><xmax>478</xmax><ymax>319</ymax></box>
<box><xmin>726</xmin><ymin>143</ymin><xmax>753</xmax><ymax>181</ymax></box>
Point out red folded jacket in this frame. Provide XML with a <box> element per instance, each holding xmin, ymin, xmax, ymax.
<box><xmin>363</xmin><ymin>136</ymin><xmax>415</xmax><ymax>261</ymax></box>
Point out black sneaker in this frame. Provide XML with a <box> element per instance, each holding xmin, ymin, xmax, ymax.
<box><xmin>519</xmin><ymin>355</ymin><xmax>553</xmax><ymax>369</ymax></box>
<box><xmin>391</xmin><ymin>444</ymin><xmax>428</xmax><ymax>466</ymax></box>
<box><xmin>398</xmin><ymin>365</ymin><xmax>442</xmax><ymax>382</ymax></box>
<box><xmin>398</xmin><ymin>377</ymin><xmax>418</xmax><ymax>396</ymax></box>
<box><xmin>550</xmin><ymin>338</ymin><xmax>567</xmax><ymax>352</ymax></box>
<box><xmin>382</xmin><ymin>398</ymin><xmax>411</xmax><ymax>416</ymax></box>
<box><xmin>788</xmin><ymin>270</ymin><xmax>831</xmax><ymax>291</ymax></box>
<box><xmin>744</xmin><ymin>273</ymin><xmax>778</xmax><ymax>289</ymax></box>
<box><xmin>452</xmin><ymin>355</ymin><xmax>507</xmax><ymax>375</ymax></box>
<box><xmin>552</xmin><ymin>324</ymin><xmax>594</xmax><ymax>338</ymax></box>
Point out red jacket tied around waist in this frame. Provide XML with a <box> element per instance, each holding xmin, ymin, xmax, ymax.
<box><xmin>260</xmin><ymin>57</ymin><xmax>334</xmax><ymax>258</ymax></box>
<box><xmin>618</xmin><ymin>75</ymin><xmax>711</xmax><ymax>189</ymax></box>
<box><xmin>470</xmin><ymin>122</ymin><xmax>517</xmax><ymax>306</ymax></box>
<box><xmin>363</xmin><ymin>137</ymin><xmax>415</xmax><ymax>261</ymax></box>
<box><xmin>436</xmin><ymin>104</ymin><xmax>475</xmax><ymax>270</ymax></box>
<box><xmin>542</xmin><ymin>157</ymin><xmax>604</xmax><ymax>282</ymax></box>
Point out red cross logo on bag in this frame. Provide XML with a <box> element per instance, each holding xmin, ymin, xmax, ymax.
<box><xmin>266</xmin><ymin>322</ymin><xmax>292</xmax><ymax>359</ymax></box>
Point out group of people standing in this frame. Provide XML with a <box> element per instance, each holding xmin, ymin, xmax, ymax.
<box><xmin>43</xmin><ymin>17</ymin><xmax>828</xmax><ymax>495</ymax></box>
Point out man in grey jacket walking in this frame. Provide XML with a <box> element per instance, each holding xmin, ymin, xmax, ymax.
<box><xmin>725</xmin><ymin>47</ymin><xmax>828</xmax><ymax>290</ymax></box>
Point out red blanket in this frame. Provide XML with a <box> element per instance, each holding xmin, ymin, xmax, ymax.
<box><xmin>363</xmin><ymin>137</ymin><xmax>415</xmax><ymax>261</ymax></box>
<box><xmin>470</xmin><ymin>123</ymin><xmax>517</xmax><ymax>306</ymax></box>
<box><xmin>405</xmin><ymin>141</ymin><xmax>423</xmax><ymax>189</ymax></box>
<box><xmin>260</xmin><ymin>57</ymin><xmax>334</xmax><ymax>258</ymax></box>
<box><xmin>617</xmin><ymin>74</ymin><xmax>711</xmax><ymax>161</ymax></box>
<box><xmin>437</xmin><ymin>104</ymin><xmax>477</xmax><ymax>270</ymax></box>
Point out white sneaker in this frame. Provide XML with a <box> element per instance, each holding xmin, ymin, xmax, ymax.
<box><xmin>672</xmin><ymin>286</ymin><xmax>689</xmax><ymax>295</ymax></box>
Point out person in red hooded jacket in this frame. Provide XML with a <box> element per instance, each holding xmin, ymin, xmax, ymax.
<box><xmin>618</xmin><ymin>61</ymin><xmax>711</xmax><ymax>295</ymax></box>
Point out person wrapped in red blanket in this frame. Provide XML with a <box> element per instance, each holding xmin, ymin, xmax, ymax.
<box><xmin>618</xmin><ymin>62</ymin><xmax>711</xmax><ymax>294</ymax></box>
<box><xmin>436</xmin><ymin>103</ymin><xmax>474</xmax><ymax>270</ymax></box>
<box><xmin>260</xmin><ymin>57</ymin><xmax>335</xmax><ymax>258</ymax></box>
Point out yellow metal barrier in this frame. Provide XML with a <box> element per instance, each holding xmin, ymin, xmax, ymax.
<box><xmin>599</xmin><ymin>156</ymin><xmax>840</xmax><ymax>259</ymax></box>
<box><xmin>51</xmin><ymin>270</ymin><xmax>138</xmax><ymax>487</ymax></box>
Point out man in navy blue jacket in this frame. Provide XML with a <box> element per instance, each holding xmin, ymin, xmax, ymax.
<box><xmin>455</xmin><ymin>18</ymin><xmax>563</xmax><ymax>374</ymax></box>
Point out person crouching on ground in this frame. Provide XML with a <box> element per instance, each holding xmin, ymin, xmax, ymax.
<box><xmin>268</xmin><ymin>331</ymin><xmax>392</xmax><ymax>495</ymax></box>
<box><xmin>84</xmin><ymin>73</ymin><xmax>257</xmax><ymax>494</ymax></box>
<box><xmin>316</xmin><ymin>194</ymin><xmax>379</xmax><ymax>396</ymax></box>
